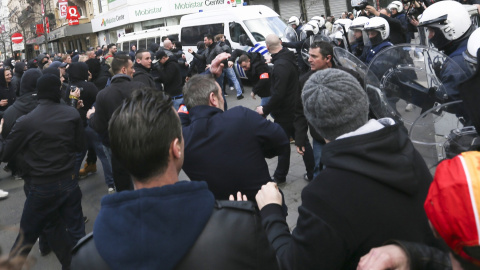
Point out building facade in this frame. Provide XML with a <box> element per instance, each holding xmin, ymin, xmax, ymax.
<box><xmin>7</xmin><ymin>0</ymin><xmax>351</xmax><ymax>58</ymax></box>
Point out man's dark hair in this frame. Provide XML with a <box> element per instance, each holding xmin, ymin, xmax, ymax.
<box><xmin>107</xmin><ymin>43</ymin><xmax>116</xmax><ymax>50</ymax></box>
<box><xmin>183</xmin><ymin>74</ymin><xmax>219</xmax><ymax>110</ymax></box>
<box><xmin>310</xmin><ymin>41</ymin><xmax>334</xmax><ymax>59</ymax></box>
<box><xmin>238</xmin><ymin>54</ymin><xmax>250</xmax><ymax>65</ymax></box>
<box><xmin>161</xmin><ymin>36</ymin><xmax>169</xmax><ymax>42</ymax></box>
<box><xmin>204</xmin><ymin>34</ymin><xmax>214</xmax><ymax>41</ymax></box>
<box><xmin>135</xmin><ymin>49</ymin><xmax>150</xmax><ymax>60</ymax></box>
<box><xmin>109</xmin><ymin>88</ymin><xmax>181</xmax><ymax>182</ymax></box>
<box><xmin>111</xmin><ymin>54</ymin><xmax>131</xmax><ymax>74</ymax></box>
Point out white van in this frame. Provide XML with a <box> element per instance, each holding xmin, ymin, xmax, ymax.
<box><xmin>180</xmin><ymin>5</ymin><xmax>288</xmax><ymax>78</ymax></box>
<box><xmin>116</xmin><ymin>25</ymin><xmax>181</xmax><ymax>52</ymax></box>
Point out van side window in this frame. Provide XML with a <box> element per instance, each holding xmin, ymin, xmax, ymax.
<box><xmin>181</xmin><ymin>23</ymin><xmax>224</xmax><ymax>46</ymax></box>
<box><xmin>138</xmin><ymin>38</ymin><xmax>147</xmax><ymax>50</ymax></box>
<box><xmin>147</xmin><ymin>38</ymin><xmax>155</xmax><ymax>48</ymax></box>
<box><xmin>229</xmin><ymin>22</ymin><xmax>248</xmax><ymax>43</ymax></box>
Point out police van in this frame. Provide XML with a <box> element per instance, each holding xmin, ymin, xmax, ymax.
<box><xmin>180</xmin><ymin>5</ymin><xmax>287</xmax><ymax>78</ymax></box>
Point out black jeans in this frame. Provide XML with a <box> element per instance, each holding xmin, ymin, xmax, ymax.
<box><xmin>273</xmin><ymin>120</ymin><xmax>314</xmax><ymax>181</ymax></box>
<box><xmin>11</xmin><ymin>177</ymin><xmax>85</xmax><ymax>270</ymax></box>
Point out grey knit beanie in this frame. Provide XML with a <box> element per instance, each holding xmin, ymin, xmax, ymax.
<box><xmin>302</xmin><ymin>68</ymin><xmax>369</xmax><ymax>141</ymax></box>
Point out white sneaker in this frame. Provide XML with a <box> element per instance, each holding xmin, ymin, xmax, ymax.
<box><xmin>0</xmin><ymin>189</ymin><xmax>9</xmax><ymax>199</ymax></box>
<box><xmin>405</xmin><ymin>103</ymin><xmax>414</xmax><ymax>112</ymax></box>
<box><xmin>108</xmin><ymin>187</ymin><xmax>115</xmax><ymax>194</ymax></box>
<box><xmin>229</xmin><ymin>87</ymin><xmax>234</xmax><ymax>91</ymax></box>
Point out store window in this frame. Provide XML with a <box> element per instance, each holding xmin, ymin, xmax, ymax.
<box><xmin>142</xmin><ymin>19</ymin><xmax>165</xmax><ymax>30</ymax></box>
<box><xmin>76</xmin><ymin>39</ymin><xmax>82</xmax><ymax>51</ymax></box>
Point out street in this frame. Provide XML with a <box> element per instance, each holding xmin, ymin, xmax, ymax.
<box><xmin>0</xmin><ymin>85</ymin><xmax>309</xmax><ymax>269</ymax></box>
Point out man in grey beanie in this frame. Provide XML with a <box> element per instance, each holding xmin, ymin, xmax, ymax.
<box><xmin>254</xmin><ymin>68</ymin><xmax>438</xmax><ymax>270</ymax></box>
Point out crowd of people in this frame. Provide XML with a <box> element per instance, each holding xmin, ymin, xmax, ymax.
<box><xmin>0</xmin><ymin>0</ymin><xmax>479</xmax><ymax>269</ymax></box>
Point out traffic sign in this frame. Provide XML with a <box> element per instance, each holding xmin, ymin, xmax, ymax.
<box><xmin>11</xmin><ymin>33</ymin><xmax>23</xmax><ymax>44</ymax></box>
<box><xmin>12</xmin><ymin>42</ymin><xmax>24</xmax><ymax>51</ymax></box>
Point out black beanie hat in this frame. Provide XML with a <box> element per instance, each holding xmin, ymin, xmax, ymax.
<box><xmin>37</xmin><ymin>74</ymin><xmax>61</xmax><ymax>103</ymax></box>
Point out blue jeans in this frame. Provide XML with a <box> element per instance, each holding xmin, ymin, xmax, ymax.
<box><xmin>225</xmin><ymin>67</ymin><xmax>242</xmax><ymax>97</ymax></box>
<box><xmin>312</xmin><ymin>138</ymin><xmax>325</xmax><ymax>178</ymax></box>
<box><xmin>172</xmin><ymin>98</ymin><xmax>184</xmax><ymax>111</ymax></box>
<box><xmin>260</xmin><ymin>96</ymin><xmax>271</xmax><ymax>106</ymax></box>
<box><xmin>12</xmin><ymin>178</ymin><xmax>85</xmax><ymax>269</ymax></box>
<box><xmin>75</xmin><ymin>125</ymin><xmax>114</xmax><ymax>187</ymax></box>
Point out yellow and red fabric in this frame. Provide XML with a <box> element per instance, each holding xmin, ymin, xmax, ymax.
<box><xmin>425</xmin><ymin>151</ymin><xmax>480</xmax><ymax>264</ymax></box>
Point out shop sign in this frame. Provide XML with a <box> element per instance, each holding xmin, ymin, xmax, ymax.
<box><xmin>129</xmin><ymin>3</ymin><xmax>166</xmax><ymax>23</ymax></box>
<box><xmin>92</xmin><ymin>7</ymin><xmax>129</xmax><ymax>32</ymax></box>
<box><xmin>169</xmin><ymin>0</ymin><xmax>238</xmax><ymax>16</ymax></box>
<box><xmin>67</xmin><ymin>6</ymin><xmax>80</xmax><ymax>26</ymax></box>
<box><xmin>59</xmin><ymin>0</ymin><xmax>68</xmax><ymax>18</ymax></box>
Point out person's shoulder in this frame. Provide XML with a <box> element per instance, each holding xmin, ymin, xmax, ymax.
<box><xmin>71</xmin><ymin>233</ymin><xmax>110</xmax><ymax>269</ymax></box>
<box><xmin>224</xmin><ymin>106</ymin><xmax>259</xmax><ymax>119</ymax></box>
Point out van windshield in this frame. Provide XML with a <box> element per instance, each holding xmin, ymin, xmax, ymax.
<box><xmin>243</xmin><ymin>16</ymin><xmax>287</xmax><ymax>42</ymax></box>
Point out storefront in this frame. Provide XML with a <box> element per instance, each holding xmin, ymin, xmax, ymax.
<box><xmin>48</xmin><ymin>23</ymin><xmax>97</xmax><ymax>53</ymax></box>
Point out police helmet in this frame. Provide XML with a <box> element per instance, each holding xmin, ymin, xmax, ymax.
<box><xmin>288</xmin><ymin>16</ymin><xmax>300</xmax><ymax>26</ymax></box>
<box><xmin>363</xmin><ymin>17</ymin><xmax>390</xmax><ymax>45</ymax></box>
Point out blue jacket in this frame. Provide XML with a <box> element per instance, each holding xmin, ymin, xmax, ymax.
<box><xmin>441</xmin><ymin>39</ymin><xmax>471</xmax><ymax>100</ymax></box>
<box><xmin>365</xmin><ymin>41</ymin><xmax>393</xmax><ymax>64</ymax></box>
<box><xmin>93</xmin><ymin>181</ymin><xmax>214</xmax><ymax>270</ymax></box>
<box><xmin>181</xmin><ymin>105</ymin><xmax>289</xmax><ymax>200</ymax></box>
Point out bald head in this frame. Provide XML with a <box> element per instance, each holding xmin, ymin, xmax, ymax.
<box><xmin>380</xmin><ymin>8</ymin><xmax>391</xmax><ymax>17</ymax></box>
<box><xmin>266</xmin><ymin>34</ymin><xmax>282</xmax><ymax>53</ymax></box>
<box><xmin>163</xmin><ymin>40</ymin><xmax>173</xmax><ymax>50</ymax></box>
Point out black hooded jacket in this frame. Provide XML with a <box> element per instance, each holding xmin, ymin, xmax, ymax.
<box><xmin>187</xmin><ymin>43</ymin><xmax>206</xmax><ymax>77</ymax></box>
<box><xmin>260</xmin><ymin>120</ymin><xmax>440</xmax><ymax>270</ymax></box>
<box><xmin>12</xmin><ymin>62</ymin><xmax>26</xmax><ymax>97</ymax></box>
<box><xmin>157</xmin><ymin>58</ymin><xmax>183</xmax><ymax>97</ymax></box>
<box><xmin>0</xmin><ymin>68</ymin><xmax>16</xmax><ymax>112</ymax></box>
<box><xmin>89</xmin><ymin>74</ymin><xmax>144</xmax><ymax>147</ymax></box>
<box><xmin>2</xmin><ymin>69</ymin><xmax>42</xmax><ymax>138</ymax></box>
<box><xmin>262</xmin><ymin>47</ymin><xmax>298</xmax><ymax>121</ymax></box>
<box><xmin>133</xmin><ymin>62</ymin><xmax>156</xmax><ymax>88</ymax></box>
<box><xmin>67</xmin><ymin>62</ymin><xmax>99</xmax><ymax>126</ymax></box>
<box><xmin>86</xmin><ymin>59</ymin><xmax>110</xmax><ymax>90</ymax></box>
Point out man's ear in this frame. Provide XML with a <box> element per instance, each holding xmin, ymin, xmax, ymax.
<box><xmin>208</xmin><ymin>92</ymin><xmax>218</xmax><ymax>107</ymax></box>
<box><xmin>171</xmin><ymin>138</ymin><xmax>182</xmax><ymax>159</ymax></box>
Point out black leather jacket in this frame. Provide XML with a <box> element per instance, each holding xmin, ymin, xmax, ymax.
<box><xmin>71</xmin><ymin>200</ymin><xmax>279</xmax><ymax>270</ymax></box>
<box><xmin>389</xmin><ymin>240</ymin><xmax>451</xmax><ymax>270</ymax></box>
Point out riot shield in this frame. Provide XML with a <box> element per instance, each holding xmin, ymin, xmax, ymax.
<box><xmin>409</xmin><ymin>101</ymin><xmax>480</xmax><ymax>171</ymax></box>
<box><xmin>365</xmin><ymin>45</ymin><xmax>473</xmax><ymax>171</ymax></box>
<box><xmin>284</xmin><ymin>26</ymin><xmax>298</xmax><ymax>42</ymax></box>
<box><xmin>333</xmin><ymin>46</ymin><xmax>369</xmax><ymax>79</ymax></box>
